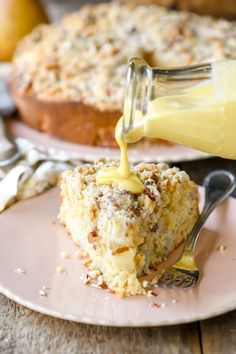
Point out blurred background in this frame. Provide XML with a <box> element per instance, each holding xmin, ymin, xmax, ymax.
<box><xmin>43</xmin><ymin>0</ymin><xmax>236</xmax><ymax>19</ymax></box>
<box><xmin>0</xmin><ymin>0</ymin><xmax>236</xmax><ymax>62</ymax></box>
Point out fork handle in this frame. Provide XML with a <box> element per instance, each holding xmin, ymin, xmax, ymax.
<box><xmin>184</xmin><ymin>170</ymin><xmax>236</xmax><ymax>253</ymax></box>
<box><xmin>0</xmin><ymin>116</ymin><xmax>17</xmax><ymax>161</ymax></box>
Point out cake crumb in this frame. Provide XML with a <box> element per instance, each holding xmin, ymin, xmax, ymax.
<box><xmin>146</xmin><ymin>290</ymin><xmax>158</xmax><ymax>297</ymax></box>
<box><xmin>97</xmin><ymin>281</ymin><xmax>108</xmax><ymax>289</ymax></box>
<box><xmin>150</xmin><ymin>302</ymin><xmax>160</xmax><ymax>308</ymax></box>
<box><xmin>60</xmin><ymin>251</ymin><xmax>70</xmax><ymax>259</ymax></box>
<box><xmin>75</xmin><ymin>250</ymin><xmax>82</xmax><ymax>259</ymax></box>
<box><xmin>80</xmin><ymin>273</ymin><xmax>92</xmax><ymax>284</ymax></box>
<box><xmin>150</xmin><ymin>277</ymin><xmax>158</xmax><ymax>285</ymax></box>
<box><xmin>171</xmin><ymin>299</ymin><xmax>177</xmax><ymax>304</ymax></box>
<box><xmin>56</xmin><ymin>266</ymin><xmax>65</xmax><ymax>274</ymax></box>
<box><xmin>97</xmin><ymin>275</ymin><xmax>108</xmax><ymax>289</ymax></box>
<box><xmin>75</xmin><ymin>250</ymin><xmax>88</xmax><ymax>259</ymax></box>
<box><xmin>160</xmin><ymin>302</ymin><xmax>167</xmax><ymax>308</ymax></box>
<box><xmin>39</xmin><ymin>289</ymin><xmax>47</xmax><ymax>297</ymax></box>
<box><xmin>142</xmin><ymin>280</ymin><xmax>150</xmax><ymax>288</ymax></box>
<box><xmin>82</xmin><ymin>258</ymin><xmax>92</xmax><ymax>266</ymax></box>
<box><xmin>42</xmin><ymin>286</ymin><xmax>50</xmax><ymax>290</ymax></box>
<box><xmin>52</xmin><ymin>220</ymin><xmax>57</xmax><ymax>225</ymax></box>
<box><xmin>90</xmin><ymin>270</ymin><xmax>101</xmax><ymax>279</ymax></box>
<box><xmin>15</xmin><ymin>268</ymin><xmax>26</xmax><ymax>275</ymax></box>
<box><xmin>216</xmin><ymin>244</ymin><xmax>226</xmax><ymax>253</ymax></box>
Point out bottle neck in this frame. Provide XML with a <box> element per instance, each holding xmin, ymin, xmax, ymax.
<box><xmin>122</xmin><ymin>57</ymin><xmax>212</xmax><ymax>142</ymax></box>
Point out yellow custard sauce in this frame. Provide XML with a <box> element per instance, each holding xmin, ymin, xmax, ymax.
<box><xmin>96</xmin><ymin>119</ymin><xmax>144</xmax><ymax>193</ymax></box>
<box><xmin>97</xmin><ymin>60</ymin><xmax>236</xmax><ymax>193</ymax></box>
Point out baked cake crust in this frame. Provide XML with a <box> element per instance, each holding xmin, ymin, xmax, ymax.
<box><xmin>59</xmin><ymin>160</ymin><xmax>199</xmax><ymax>296</ymax></box>
<box><xmin>11</xmin><ymin>85</ymin><xmax>120</xmax><ymax>146</ymax></box>
<box><xmin>11</xmin><ymin>1</ymin><xmax>236</xmax><ymax>146</ymax></box>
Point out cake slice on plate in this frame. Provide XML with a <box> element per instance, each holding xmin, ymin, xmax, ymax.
<box><xmin>59</xmin><ymin>160</ymin><xmax>199</xmax><ymax>296</ymax></box>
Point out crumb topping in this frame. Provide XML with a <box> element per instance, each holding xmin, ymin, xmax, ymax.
<box><xmin>12</xmin><ymin>1</ymin><xmax>236</xmax><ymax>111</ymax></box>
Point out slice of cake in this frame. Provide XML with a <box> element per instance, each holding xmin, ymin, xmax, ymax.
<box><xmin>59</xmin><ymin>160</ymin><xmax>199</xmax><ymax>296</ymax></box>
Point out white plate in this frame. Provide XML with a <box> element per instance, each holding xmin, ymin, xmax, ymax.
<box><xmin>0</xmin><ymin>188</ymin><xmax>236</xmax><ymax>327</ymax></box>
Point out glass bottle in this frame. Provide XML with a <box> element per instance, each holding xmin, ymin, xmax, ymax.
<box><xmin>122</xmin><ymin>57</ymin><xmax>236</xmax><ymax>159</ymax></box>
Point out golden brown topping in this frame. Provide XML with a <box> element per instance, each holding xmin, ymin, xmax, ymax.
<box><xmin>88</xmin><ymin>230</ymin><xmax>98</xmax><ymax>243</ymax></box>
<box><xmin>150</xmin><ymin>224</ymin><xmax>159</xmax><ymax>232</ymax></box>
<box><xmin>129</xmin><ymin>206</ymin><xmax>141</xmax><ymax>217</ymax></box>
<box><xmin>144</xmin><ymin>185</ymin><xmax>160</xmax><ymax>201</ymax></box>
<box><xmin>75</xmin><ymin>165</ymin><xmax>96</xmax><ymax>175</ymax></box>
<box><xmin>112</xmin><ymin>246</ymin><xmax>130</xmax><ymax>255</ymax></box>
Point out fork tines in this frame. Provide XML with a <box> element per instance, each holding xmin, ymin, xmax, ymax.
<box><xmin>156</xmin><ymin>267</ymin><xmax>199</xmax><ymax>288</ymax></box>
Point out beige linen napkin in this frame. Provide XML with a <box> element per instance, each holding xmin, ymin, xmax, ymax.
<box><xmin>0</xmin><ymin>137</ymin><xmax>80</xmax><ymax>212</ymax></box>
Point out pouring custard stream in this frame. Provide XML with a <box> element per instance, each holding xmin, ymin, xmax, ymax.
<box><xmin>96</xmin><ymin>118</ymin><xmax>144</xmax><ymax>193</ymax></box>
<box><xmin>97</xmin><ymin>60</ymin><xmax>236</xmax><ymax>192</ymax></box>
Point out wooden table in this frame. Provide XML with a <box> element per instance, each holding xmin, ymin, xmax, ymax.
<box><xmin>1</xmin><ymin>1</ymin><xmax>236</xmax><ymax>353</ymax></box>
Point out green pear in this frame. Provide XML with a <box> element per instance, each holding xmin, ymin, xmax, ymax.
<box><xmin>0</xmin><ymin>0</ymin><xmax>49</xmax><ymax>61</ymax></box>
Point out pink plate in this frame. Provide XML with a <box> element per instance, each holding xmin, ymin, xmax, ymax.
<box><xmin>0</xmin><ymin>188</ymin><xmax>236</xmax><ymax>327</ymax></box>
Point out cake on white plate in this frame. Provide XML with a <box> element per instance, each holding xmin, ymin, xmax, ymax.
<box><xmin>59</xmin><ymin>160</ymin><xmax>199</xmax><ymax>296</ymax></box>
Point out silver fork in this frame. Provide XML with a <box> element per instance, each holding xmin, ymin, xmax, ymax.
<box><xmin>157</xmin><ymin>170</ymin><xmax>236</xmax><ymax>289</ymax></box>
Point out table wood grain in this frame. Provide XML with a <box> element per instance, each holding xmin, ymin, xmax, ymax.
<box><xmin>1</xmin><ymin>1</ymin><xmax>236</xmax><ymax>353</ymax></box>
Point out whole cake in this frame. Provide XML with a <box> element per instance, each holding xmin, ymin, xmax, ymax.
<box><xmin>59</xmin><ymin>160</ymin><xmax>199</xmax><ymax>296</ymax></box>
<box><xmin>11</xmin><ymin>1</ymin><xmax>236</xmax><ymax>146</ymax></box>
<box><xmin>138</xmin><ymin>0</ymin><xmax>236</xmax><ymax>18</ymax></box>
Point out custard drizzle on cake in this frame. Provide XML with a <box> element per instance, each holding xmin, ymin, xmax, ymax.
<box><xmin>96</xmin><ymin>119</ymin><xmax>144</xmax><ymax>193</ymax></box>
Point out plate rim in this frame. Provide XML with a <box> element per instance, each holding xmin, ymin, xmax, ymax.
<box><xmin>0</xmin><ymin>281</ymin><xmax>235</xmax><ymax>327</ymax></box>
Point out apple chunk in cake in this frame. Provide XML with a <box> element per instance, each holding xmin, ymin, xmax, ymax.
<box><xmin>59</xmin><ymin>160</ymin><xmax>199</xmax><ymax>296</ymax></box>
